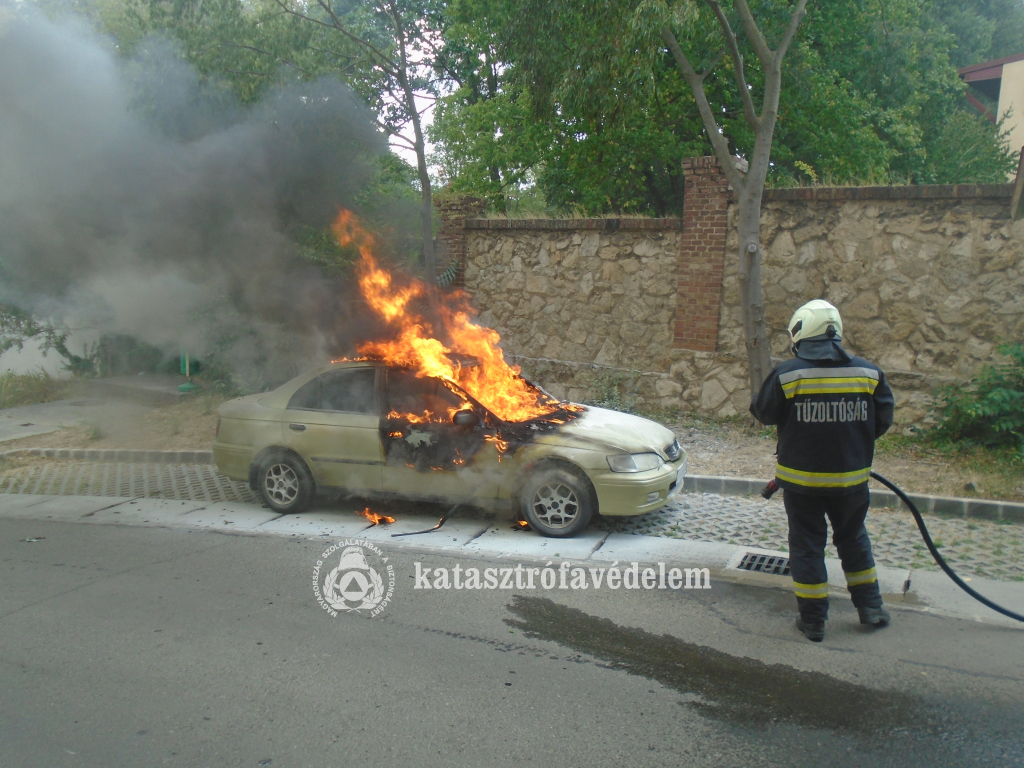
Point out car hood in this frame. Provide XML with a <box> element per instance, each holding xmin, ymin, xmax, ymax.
<box><xmin>532</xmin><ymin>405</ymin><xmax>676</xmax><ymax>457</ymax></box>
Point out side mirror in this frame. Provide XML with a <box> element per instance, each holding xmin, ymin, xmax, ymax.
<box><xmin>452</xmin><ymin>409</ymin><xmax>479</xmax><ymax>428</ymax></box>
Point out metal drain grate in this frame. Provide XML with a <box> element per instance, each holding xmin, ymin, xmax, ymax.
<box><xmin>737</xmin><ymin>552</ymin><xmax>791</xmax><ymax>576</ymax></box>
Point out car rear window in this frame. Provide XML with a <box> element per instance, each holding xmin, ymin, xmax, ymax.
<box><xmin>287</xmin><ymin>368</ymin><xmax>378</xmax><ymax>413</ymax></box>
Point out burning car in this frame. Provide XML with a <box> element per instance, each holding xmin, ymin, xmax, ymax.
<box><xmin>213</xmin><ymin>360</ymin><xmax>687</xmax><ymax>538</ymax></box>
<box><xmin>212</xmin><ymin>209</ymin><xmax>686</xmax><ymax>537</ymax></box>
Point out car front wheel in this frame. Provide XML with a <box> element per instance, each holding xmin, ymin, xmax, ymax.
<box><xmin>257</xmin><ymin>453</ymin><xmax>314</xmax><ymax>514</ymax></box>
<box><xmin>520</xmin><ymin>466</ymin><xmax>594</xmax><ymax>538</ymax></box>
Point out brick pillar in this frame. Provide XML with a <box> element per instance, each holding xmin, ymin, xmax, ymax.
<box><xmin>434</xmin><ymin>195</ymin><xmax>485</xmax><ymax>288</ymax></box>
<box><xmin>675</xmin><ymin>156</ymin><xmax>729</xmax><ymax>352</ymax></box>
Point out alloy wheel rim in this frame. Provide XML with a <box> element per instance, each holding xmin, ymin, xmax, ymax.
<box><xmin>531</xmin><ymin>482</ymin><xmax>579</xmax><ymax>529</ymax></box>
<box><xmin>265</xmin><ymin>463</ymin><xmax>299</xmax><ymax>506</ymax></box>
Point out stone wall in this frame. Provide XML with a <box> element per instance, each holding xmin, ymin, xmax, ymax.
<box><xmin>441</xmin><ymin>164</ymin><xmax>1021</xmax><ymax>426</ymax></box>
<box><xmin>463</xmin><ymin>219</ymin><xmax>683</xmax><ymax>404</ymax></box>
<box><xmin>721</xmin><ymin>186</ymin><xmax>1024</xmax><ymax>423</ymax></box>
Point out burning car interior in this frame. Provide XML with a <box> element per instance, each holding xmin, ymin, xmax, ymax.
<box><xmin>382</xmin><ymin>367</ymin><xmax>493</xmax><ymax>472</ymax></box>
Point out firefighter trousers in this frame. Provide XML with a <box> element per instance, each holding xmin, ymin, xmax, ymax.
<box><xmin>783</xmin><ymin>485</ymin><xmax>882</xmax><ymax>622</ymax></box>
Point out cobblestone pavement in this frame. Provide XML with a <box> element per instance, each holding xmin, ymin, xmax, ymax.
<box><xmin>0</xmin><ymin>461</ymin><xmax>257</xmax><ymax>504</ymax></box>
<box><xmin>1</xmin><ymin>461</ymin><xmax>1022</xmax><ymax>581</ymax></box>
<box><xmin>597</xmin><ymin>492</ymin><xmax>1024</xmax><ymax>582</ymax></box>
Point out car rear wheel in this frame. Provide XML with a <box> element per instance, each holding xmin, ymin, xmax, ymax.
<box><xmin>257</xmin><ymin>453</ymin><xmax>314</xmax><ymax>514</ymax></box>
<box><xmin>520</xmin><ymin>467</ymin><xmax>593</xmax><ymax>538</ymax></box>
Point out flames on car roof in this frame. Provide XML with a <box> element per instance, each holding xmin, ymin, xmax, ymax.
<box><xmin>331</xmin><ymin>210</ymin><xmax>583</xmax><ymax>425</ymax></box>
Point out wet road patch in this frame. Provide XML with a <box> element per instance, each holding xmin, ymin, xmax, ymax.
<box><xmin>505</xmin><ymin>595</ymin><xmax>925</xmax><ymax>733</ymax></box>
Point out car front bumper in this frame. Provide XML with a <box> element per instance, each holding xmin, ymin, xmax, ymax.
<box><xmin>589</xmin><ymin>456</ymin><xmax>687</xmax><ymax>517</ymax></box>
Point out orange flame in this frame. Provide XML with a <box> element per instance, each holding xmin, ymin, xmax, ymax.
<box><xmin>356</xmin><ymin>507</ymin><xmax>395</xmax><ymax>525</ymax></box>
<box><xmin>484</xmin><ymin>433</ymin><xmax>510</xmax><ymax>453</ymax></box>
<box><xmin>332</xmin><ymin>209</ymin><xmax>565</xmax><ymax>422</ymax></box>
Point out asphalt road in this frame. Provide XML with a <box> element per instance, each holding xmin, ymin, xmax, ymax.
<box><xmin>1</xmin><ymin>518</ymin><xmax>1022</xmax><ymax>768</ymax></box>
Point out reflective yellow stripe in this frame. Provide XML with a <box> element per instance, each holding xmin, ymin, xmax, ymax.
<box><xmin>779</xmin><ymin>367</ymin><xmax>880</xmax><ymax>384</ymax></box>
<box><xmin>793</xmin><ymin>581</ymin><xmax>830</xmax><ymax>599</ymax></box>
<box><xmin>782</xmin><ymin>378</ymin><xmax>878</xmax><ymax>399</ymax></box>
<box><xmin>776</xmin><ymin>464</ymin><xmax>871</xmax><ymax>488</ymax></box>
<box><xmin>845</xmin><ymin>567</ymin><xmax>878</xmax><ymax>586</ymax></box>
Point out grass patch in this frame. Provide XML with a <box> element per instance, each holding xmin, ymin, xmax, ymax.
<box><xmin>875</xmin><ymin>431</ymin><xmax>1024</xmax><ymax>500</ymax></box>
<box><xmin>0</xmin><ymin>371</ymin><xmax>71</xmax><ymax>409</ymax></box>
<box><xmin>673</xmin><ymin>411</ymin><xmax>777</xmax><ymax>441</ymax></box>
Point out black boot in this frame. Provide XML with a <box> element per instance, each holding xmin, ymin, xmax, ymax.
<box><xmin>858</xmin><ymin>605</ymin><xmax>891</xmax><ymax>627</ymax></box>
<box><xmin>795</xmin><ymin>617</ymin><xmax>825</xmax><ymax>642</ymax></box>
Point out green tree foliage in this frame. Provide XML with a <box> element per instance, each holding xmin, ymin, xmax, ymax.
<box><xmin>88</xmin><ymin>0</ymin><xmax>445</xmax><ymax>279</ymax></box>
<box><xmin>425</xmin><ymin>0</ymin><xmax>551</xmax><ymax>211</ymax></box>
<box><xmin>432</xmin><ymin>0</ymin><xmax>1019</xmax><ymax>216</ymax></box>
<box><xmin>0</xmin><ymin>304</ymin><xmax>95</xmax><ymax>375</ymax></box>
<box><xmin>928</xmin><ymin>0</ymin><xmax>1024</xmax><ymax>68</ymax></box>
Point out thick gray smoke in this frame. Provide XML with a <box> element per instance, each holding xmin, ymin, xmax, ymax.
<box><xmin>0</xmin><ymin>10</ymin><xmax>403</xmax><ymax>385</ymax></box>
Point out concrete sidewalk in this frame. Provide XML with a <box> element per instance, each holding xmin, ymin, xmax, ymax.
<box><xmin>2</xmin><ymin>491</ymin><xmax>1022</xmax><ymax>630</ymax></box>
<box><xmin>4</xmin><ymin>459</ymin><xmax>1022</xmax><ymax>579</ymax></box>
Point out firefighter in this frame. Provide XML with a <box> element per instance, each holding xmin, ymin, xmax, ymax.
<box><xmin>750</xmin><ymin>299</ymin><xmax>895</xmax><ymax>642</ymax></box>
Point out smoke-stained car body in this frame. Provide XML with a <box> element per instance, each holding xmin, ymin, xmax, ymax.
<box><xmin>213</xmin><ymin>361</ymin><xmax>687</xmax><ymax>537</ymax></box>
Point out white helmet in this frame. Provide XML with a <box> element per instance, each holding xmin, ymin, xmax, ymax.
<box><xmin>788</xmin><ymin>299</ymin><xmax>843</xmax><ymax>346</ymax></box>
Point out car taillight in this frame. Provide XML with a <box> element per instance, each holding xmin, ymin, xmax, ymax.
<box><xmin>215</xmin><ymin>416</ymin><xmax>221</xmax><ymax>438</ymax></box>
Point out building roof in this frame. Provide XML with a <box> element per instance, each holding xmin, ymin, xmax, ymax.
<box><xmin>959</xmin><ymin>52</ymin><xmax>1024</xmax><ymax>81</ymax></box>
<box><xmin>958</xmin><ymin>53</ymin><xmax>1024</xmax><ymax>119</ymax></box>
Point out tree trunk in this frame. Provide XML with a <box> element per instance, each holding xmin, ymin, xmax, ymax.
<box><xmin>735</xmin><ymin>181</ymin><xmax>772</xmax><ymax>394</ymax></box>
<box><xmin>404</xmin><ymin>85</ymin><xmax>435</xmax><ymax>286</ymax></box>
<box><xmin>417</xmin><ymin>160</ymin><xmax>435</xmax><ymax>286</ymax></box>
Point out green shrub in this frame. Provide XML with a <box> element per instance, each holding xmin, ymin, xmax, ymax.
<box><xmin>0</xmin><ymin>371</ymin><xmax>70</xmax><ymax>409</ymax></box>
<box><xmin>931</xmin><ymin>344</ymin><xmax>1024</xmax><ymax>455</ymax></box>
<box><xmin>582</xmin><ymin>369</ymin><xmax>641</xmax><ymax>413</ymax></box>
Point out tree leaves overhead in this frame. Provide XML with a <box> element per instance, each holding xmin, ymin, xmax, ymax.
<box><xmin>435</xmin><ymin>0</ymin><xmax>1020</xmax><ymax>215</ymax></box>
<box><xmin>57</xmin><ymin>0</ymin><xmax>1024</xmax><ymax>216</ymax></box>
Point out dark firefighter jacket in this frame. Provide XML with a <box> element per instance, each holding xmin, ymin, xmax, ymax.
<box><xmin>750</xmin><ymin>345</ymin><xmax>895</xmax><ymax>496</ymax></box>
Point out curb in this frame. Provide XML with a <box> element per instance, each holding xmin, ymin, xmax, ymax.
<box><xmin>3</xmin><ymin>450</ymin><xmax>1022</xmax><ymax>525</ymax></box>
<box><xmin>1</xmin><ymin>448</ymin><xmax>214</xmax><ymax>464</ymax></box>
<box><xmin>683</xmin><ymin>474</ymin><xmax>1024</xmax><ymax>524</ymax></box>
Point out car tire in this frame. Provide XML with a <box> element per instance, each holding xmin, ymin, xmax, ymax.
<box><xmin>257</xmin><ymin>452</ymin><xmax>314</xmax><ymax>514</ymax></box>
<box><xmin>520</xmin><ymin>466</ymin><xmax>594</xmax><ymax>538</ymax></box>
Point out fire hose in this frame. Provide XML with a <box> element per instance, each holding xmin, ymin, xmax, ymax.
<box><xmin>761</xmin><ymin>473</ymin><xmax>1024</xmax><ymax>624</ymax></box>
<box><xmin>390</xmin><ymin>496</ymin><xmax>465</xmax><ymax>537</ymax></box>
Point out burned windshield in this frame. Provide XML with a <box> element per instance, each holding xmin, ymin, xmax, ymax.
<box><xmin>386</xmin><ymin>369</ymin><xmax>466</xmax><ymax>420</ymax></box>
<box><xmin>382</xmin><ymin>368</ymin><xmax>490</xmax><ymax>471</ymax></box>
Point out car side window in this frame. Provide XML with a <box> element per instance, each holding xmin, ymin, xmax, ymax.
<box><xmin>321</xmin><ymin>369</ymin><xmax>377</xmax><ymax>413</ymax></box>
<box><xmin>387</xmin><ymin>369</ymin><xmax>464</xmax><ymax>417</ymax></box>
<box><xmin>287</xmin><ymin>369</ymin><xmax>378</xmax><ymax>413</ymax></box>
<box><xmin>288</xmin><ymin>378</ymin><xmax>321</xmax><ymax>410</ymax></box>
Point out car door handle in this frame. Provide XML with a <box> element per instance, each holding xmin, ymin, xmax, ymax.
<box><xmin>289</xmin><ymin>423</ymin><xmax>307</xmax><ymax>432</ymax></box>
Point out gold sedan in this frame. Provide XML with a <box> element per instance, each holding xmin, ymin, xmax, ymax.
<box><xmin>213</xmin><ymin>361</ymin><xmax>687</xmax><ymax>538</ymax></box>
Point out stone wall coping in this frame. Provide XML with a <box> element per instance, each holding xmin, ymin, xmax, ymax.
<box><xmin>506</xmin><ymin>353</ymin><xmax>668</xmax><ymax>377</ymax></box>
<box><xmin>682</xmin><ymin>474</ymin><xmax>1024</xmax><ymax>523</ymax></box>
<box><xmin>765</xmin><ymin>183</ymin><xmax>1014</xmax><ymax>203</ymax></box>
<box><xmin>1</xmin><ymin>448</ymin><xmax>215</xmax><ymax>464</ymax></box>
<box><xmin>465</xmin><ymin>217</ymin><xmax>684</xmax><ymax>231</ymax></box>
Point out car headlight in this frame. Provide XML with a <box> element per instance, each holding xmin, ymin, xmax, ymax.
<box><xmin>607</xmin><ymin>453</ymin><xmax>662</xmax><ymax>473</ymax></box>
<box><xmin>665</xmin><ymin>439</ymin><xmax>682</xmax><ymax>461</ymax></box>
